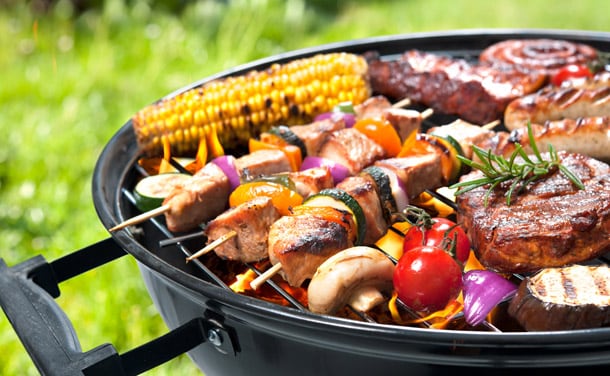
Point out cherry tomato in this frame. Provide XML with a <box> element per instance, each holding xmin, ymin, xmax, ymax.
<box><xmin>551</xmin><ymin>64</ymin><xmax>593</xmax><ymax>86</ymax></box>
<box><xmin>402</xmin><ymin>217</ymin><xmax>470</xmax><ymax>263</ymax></box>
<box><xmin>393</xmin><ymin>245</ymin><xmax>463</xmax><ymax>312</ymax></box>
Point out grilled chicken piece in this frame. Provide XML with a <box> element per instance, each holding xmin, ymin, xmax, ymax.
<box><xmin>290</xmin><ymin>117</ymin><xmax>346</xmax><ymax>157</ymax></box>
<box><xmin>366</xmin><ymin>50</ymin><xmax>545</xmax><ymax>125</ymax></box>
<box><xmin>374</xmin><ymin>153</ymin><xmax>443</xmax><ymax>199</ymax></box>
<box><xmin>204</xmin><ymin>196</ymin><xmax>281</xmax><ymax>263</ymax></box>
<box><xmin>508</xmin><ymin>264</ymin><xmax>610</xmax><ymax>331</ymax></box>
<box><xmin>318</xmin><ymin>128</ymin><xmax>385</xmax><ymax>174</ymax></box>
<box><xmin>288</xmin><ymin>167</ymin><xmax>334</xmax><ymax>198</ymax></box>
<box><xmin>456</xmin><ymin>151</ymin><xmax>610</xmax><ymax>274</ymax></box>
<box><xmin>268</xmin><ymin>212</ymin><xmax>356</xmax><ymax>287</ymax></box>
<box><xmin>164</xmin><ymin>163</ymin><xmax>231</xmax><ymax>232</ymax></box>
<box><xmin>337</xmin><ymin>175</ymin><xmax>388</xmax><ymax>245</ymax></box>
<box><xmin>236</xmin><ymin>149</ymin><xmax>292</xmax><ymax>179</ymax></box>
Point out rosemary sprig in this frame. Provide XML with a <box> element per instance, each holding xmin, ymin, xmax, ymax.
<box><xmin>449</xmin><ymin>123</ymin><xmax>585</xmax><ymax>206</ymax></box>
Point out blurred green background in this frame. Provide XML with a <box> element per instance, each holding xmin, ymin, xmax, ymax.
<box><xmin>0</xmin><ymin>0</ymin><xmax>607</xmax><ymax>374</ymax></box>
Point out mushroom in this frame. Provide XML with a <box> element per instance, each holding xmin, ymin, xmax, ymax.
<box><xmin>307</xmin><ymin>246</ymin><xmax>395</xmax><ymax>315</ymax></box>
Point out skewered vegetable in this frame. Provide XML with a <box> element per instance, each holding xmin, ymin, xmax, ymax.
<box><xmin>133</xmin><ymin>173</ymin><xmax>192</xmax><ymax>212</ymax></box>
<box><xmin>132</xmin><ymin>53</ymin><xmax>371</xmax><ymax>157</ymax></box>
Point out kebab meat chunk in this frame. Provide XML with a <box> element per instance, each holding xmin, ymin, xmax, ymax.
<box><xmin>289</xmin><ymin>117</ymin><xmax>347</xmax><ymax>157</ymax></box>
<box><xmin>354</xmin><ymin>95</ymin><xmax>428</xmax><ymax>141</ymax></box>
<box><xmin>317</xmin><ymin>128</ymin><xmax>386</xmax><ymax>174</ymax></box>
<box><xmin>204</xmin><ymin>196</ymin><xmax>282</xmax><ymax>262</ymax></box>
<box><xmin>335</xmin><ymin>174</ymin><xmax>389</xmax><ymax>245</ymax></box>
<box><xmin>267</xmin><ymin>208</ymin><xmax>357</xmax><ymax>287</ymax></box>
<box><xmin>366</xmin><ymin>50</ymin><xmax>545</xmax><ymax>124</ymax></box>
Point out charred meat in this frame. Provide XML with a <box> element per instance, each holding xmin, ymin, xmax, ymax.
<box><xmin>366</xmin><ymin>50</ymin><xmax>545</xmax><ymax>124</ymax></box>
<box><xmin>456</xmin><ymin>151</ymin><xmax>610</xmax><ymax>274</ymax></box>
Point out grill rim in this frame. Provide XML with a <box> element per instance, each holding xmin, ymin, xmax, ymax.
<box><xmin>92</xmin><ymin>28</ymin><xmax>610</xmax><ymax>353</ymax></box>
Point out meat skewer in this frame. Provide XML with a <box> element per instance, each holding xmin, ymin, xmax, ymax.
<box><xmin>110</xmin><ymin>98</ymin><xmax>431</xmax><ymax>233</ymax></box>
<box><xmin>109</xmin><ymin>148</ymin><xmax>292</xmax><ymax>232</ymax></box>
<box><xmin>251</xmin><ymin>152</ymin><xmax>444</xmax><ymax>289</ymax></box>
<box><xmin>187</xmin><ymin>117</ymin><xmax>503</xmax><ymax>267</ymax></box>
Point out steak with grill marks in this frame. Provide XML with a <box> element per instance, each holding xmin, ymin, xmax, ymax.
<box><xmin>456</xmin><ymin>151</ymin><xmax>610</xmax><ymax>274</ymax></box>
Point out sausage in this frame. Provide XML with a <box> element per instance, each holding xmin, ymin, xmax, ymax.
<box><xmin>504</xmin><ymin>85</ymin><xmax>610</xmax><ymax>130</ymax></box>
<box><xmin>479</xmin><ymin>38</ymin><xmax>599</xmax><ymax>76</ymax></box>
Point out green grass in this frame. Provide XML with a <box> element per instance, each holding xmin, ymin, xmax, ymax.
<box><xmin>0</xmin><ymin>0</ymin><xmax>606</xmax><ymax>374</ymax></box>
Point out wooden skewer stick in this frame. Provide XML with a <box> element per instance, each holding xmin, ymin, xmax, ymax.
<box><xmin>391</xmin><ymin>97</ymin><xmax>412</xmax><ymax>108</ymax></box>
<box><xmin>108</xmin><ymin>204</ymin><xmax>170</xmax><ymax>232</ymax></box>
<box><xmin>420</xmin><ymin>108</ymin><xmax>434</xmax><ymax>120</ymax></box>
<box><xmin>482</xmin><ymin>120</ymin><xmax>501</xmax><ymax>130</ymax></box>
<box><xmin>250</xmin><ymin>263</ymin><xmax>283</xmax><ymax>290</ymax></box>
<box><xmin>186</xmin><ymin>230</ymin><xmax>237</xmax><ymax>262</ymax></box>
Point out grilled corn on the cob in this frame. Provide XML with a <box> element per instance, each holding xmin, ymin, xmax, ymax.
<box><xmin>133</xmin><ymin>52</ymin><xmax>371</xmax><ymax>157</ymax></box>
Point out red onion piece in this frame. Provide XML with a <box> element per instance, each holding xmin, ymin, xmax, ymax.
<box><xmin>377</xmin><ymin>166</ymin><xmax>408</xmax><ymax>212</ymax></box>
<box><xmin>314</xmin><ymin>112</ymin><xmax>356</xmax><ymax>128</ymax></box>
<box><xmin>211</xmin><ymin>155</ymin><xmax>240</xmax><ymax>192</ymax></box>
<box><xmin>300</xmin><ymin>156</ymin><xmax>350</xmax><ymax>183</ymax></box>
<box><xmin>462</xmin><ymin>269</ymin><xmax>518</xmax><ymax>327</ymax></box>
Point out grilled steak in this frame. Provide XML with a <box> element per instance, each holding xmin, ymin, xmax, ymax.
<box><xmin>507</xmin><ymin>264</ymin><xmax>610</xmax><ymax>331</ymax></box>
<box><xmin>204</xmin><ymin>196</ymin><xmax>281</xmax><ymax>263</ymax></box>
<box><xmin>366</xmin><ymin>50</ymin><xmax>545</xmax><ymax>125</ymax></box>
<box><xmin>456</xmin><ymin>151</ymin><xmax>610</xmax><ymax>274</ymax></box>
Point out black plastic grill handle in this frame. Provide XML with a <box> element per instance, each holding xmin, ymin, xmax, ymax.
<box><xmin>0</xmin><ymin>238</ymin><xmax>207</xmax><ymax>376</ymax></box>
